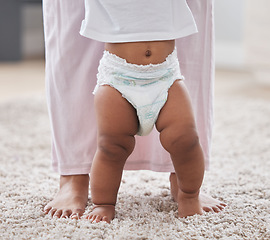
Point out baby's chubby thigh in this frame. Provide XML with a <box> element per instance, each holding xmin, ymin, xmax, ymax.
<box><xmin>94</xmin><ymin>85</ymin><xmax>139</xmax><ymax>163</ymax></box>
<box><xmin>155</xmin><ymin>80</ymin><xmax>199</xmax><ymax>156</ymax></box>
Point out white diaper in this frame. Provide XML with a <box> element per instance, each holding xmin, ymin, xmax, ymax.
<box><xmin>93</xmin><ymin>48</ymin><xmax>184</xmax><ymax>136</ymax></box>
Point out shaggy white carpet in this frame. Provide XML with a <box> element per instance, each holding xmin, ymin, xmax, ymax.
<box><xmin>0</xmin><ymin>95</ymin><xmax>269</xmax><ymax>239</ymax></box>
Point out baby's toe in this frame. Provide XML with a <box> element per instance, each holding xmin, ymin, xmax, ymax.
<box><xmin>85</xmin><ymin>214</ymin><xmax>91</xmax><ymax>220</ymax></box>
<box><xmin>94</xmin><ymin>215</ymin><xmax>102</xmax><ymax>223</ymax></box>
<box><xmin>90</xmin><ymin>215</ymin><xmax>97</xmax><ymax>223</ymax></box>
<box><xmin>102</xmin><ymin>216</ymin><xmax>110</xmax><ymax>223</ymax></box>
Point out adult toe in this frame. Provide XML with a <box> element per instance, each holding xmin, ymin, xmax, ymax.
<box><xmin>212</xmin><ymin>206</ymin><xmax>220</xmax><ymax>213</ymax></box>
<box><xmin>43</xmin><ymin>205</ymin><xmax>52</xmax><ymax>214</ymax></box>
<box><xmin>61</xmin><ymin>209</ymin><xmax>72</xmax><ymax>218</ymax></box>
<box><xmin>217</xmin><ymin>204</ymin><xmax>225</xmax><ymax>210</ymax></box>
<box><xmin>220</xmin><ymin>202</ymin><xmax>227</xmax><ymax>207</ymax></box>
<box><xmin>70</xmin><ymin>208</ymin><xmax>84</xmax><ymax>219</ymax></box>
<box><xmin>54</xmin><ymin>210</ymin><xmax>63</xmax><ymax>218</ymax></box>
<box><xmin>49</xmin><ymin>208</ymin><xmax>57</xmax><ymax>218</ymax></box>
<box><xmin>202</xmin><ymin>206</ymin><xmax>214</xmax><ymax>212</ymax></box>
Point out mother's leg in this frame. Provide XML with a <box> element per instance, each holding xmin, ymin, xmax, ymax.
<box><xmin>43</xmin><ymin>0</ymin><xmax>104</xmax><ymax>218</ymax></box>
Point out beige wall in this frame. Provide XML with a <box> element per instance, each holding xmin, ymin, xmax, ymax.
<box><xmin>245</xmin><ymin>0</ymin><xmax>270</xmax><ymax>84</ymax></box>
<box><xmin>214</xmin><ymin>0</ymin><xmax>245</xmax><ymax>69</ymax></box>
<box><xmin>245</xmin><ymin>0</ymin><xmax>270</xmax><ymax>67</ymax></box>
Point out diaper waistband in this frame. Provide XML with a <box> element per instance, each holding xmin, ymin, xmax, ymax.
<box><xmin>100</xmin><ymin>47</ymin><xmax>179</xmax><ymax>73</ymax></box>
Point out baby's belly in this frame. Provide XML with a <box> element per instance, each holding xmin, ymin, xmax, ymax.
<box><xmin>104</xmin><ymin>40</ymin><xmax>175</xmax><ymax>65</ymax></box>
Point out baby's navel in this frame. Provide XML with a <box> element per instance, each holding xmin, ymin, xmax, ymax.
<box><xmin>145</xmin><ymin>50</ymin><xmax>152</xmax><ymax>57</ymax></box>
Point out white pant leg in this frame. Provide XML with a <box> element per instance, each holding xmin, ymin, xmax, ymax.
<box><xmin>43</xmin><ymin>0</ymin><xmax>214</xmax><ymax>174</ymax></box>
<box><xmin>43</xmin><ymin>0</ymin><xmax>103</xmax><ymax>174</ymax></box>
<box><xmin>179</xmin><ymin>0</ymin><xmax>215</xmax><ymax>169</ymax></box>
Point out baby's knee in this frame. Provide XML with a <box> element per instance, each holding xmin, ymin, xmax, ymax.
<box><xmin>98</xmin><ymin>135</ymin><xmax>135</xmax><ymax>162</ymax></box>
<box><xmin>160</xmin><ymin>126</ymin><xmax>199</xmax><ymax>155</ymax></box>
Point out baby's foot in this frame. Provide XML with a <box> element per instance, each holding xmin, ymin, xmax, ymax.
<box><xmin>86</xmin><ymin>205</ymin><xmax>115</xmax><ymax>223</ymax></box>
<box><xmin>177</xmin><ymin>190</ymin><xmax>203</xmax><ymax>217</ymax></box>
<box><xmin>170</xmin><ymin>173</ymin><xmax>226</xmax><ymax>214</ymax></box>
<box><xmin>44</xmin><ymin>174</ymin><xmax>89</xmax><ymax>219</ymax></box>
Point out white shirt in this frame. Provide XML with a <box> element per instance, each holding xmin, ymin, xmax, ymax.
<box><xmin>80</xmin><ymin>0</ymin><xmax>198</xmax><ymax>43</ymax></box>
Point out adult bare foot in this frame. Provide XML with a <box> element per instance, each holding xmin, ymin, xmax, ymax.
<box><xmin>170</xmin><ymin>173</ymin><xmax>226</xmax><ymax>214</ymax></box>
<box><xmin>86</xmin><ymin>205</ymin><xmax>115</xmax><ymax>223</ymax></box>
<box><xmin>44</xmin><ymin>174</ymin><xmax>89</xmax><ymax>219</ymax></box>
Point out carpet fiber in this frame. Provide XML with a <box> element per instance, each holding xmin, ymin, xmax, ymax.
<box><xmin>0</xmin><ymin>95</ymin><xmax>269</xmax><ymax>239</ymax></box>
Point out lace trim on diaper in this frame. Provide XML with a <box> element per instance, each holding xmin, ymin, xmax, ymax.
<box><xmin>102</xmin><ymin>47</ymin><xmax>178</xmax><ymax>72</ymax></box>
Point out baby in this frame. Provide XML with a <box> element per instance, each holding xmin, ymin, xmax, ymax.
<box><xmin>78</xmin><ymin>0</ymin><xmax>223</xmax><ymax>223</ymax></box>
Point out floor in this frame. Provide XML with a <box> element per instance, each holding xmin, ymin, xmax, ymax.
<box><xmin>0</xmin><ymin>59</ymin><xmax>269</xmax><ymax>103</ymax></box>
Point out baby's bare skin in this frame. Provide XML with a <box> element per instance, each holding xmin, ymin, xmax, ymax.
<box><xmin>86</xmin><ymin>205</ymin><xmax>115</xmax><ymax>223</ymax></box>
<box><xmin>87</xmin><ymin>40</ymin><xmax>206</xmax><ymax>222</ymax></box>
<box><xmin>169</xmin><ymin>173</ymin><xmax>226</xmax><ymax>216</ymax></box>
<box><xmin>105</xmin><ymin>40</ymin><xmax>175</xmax><ymax>65</ymax></box>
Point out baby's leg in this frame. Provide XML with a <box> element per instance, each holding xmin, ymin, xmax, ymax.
<box><xmin>86</xmin><ymin>86</ymin><xmax>138</xmax><ymax>223</ymax></box>
<box><xmin>156</xmin><ymin>80</ymin><xmax>205</xmax><ymax>217</ymax></box>
<box><xmin>169</xmin><ymin>173</ymin><xmax>226</xmax><ymax>213</ymax></box>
